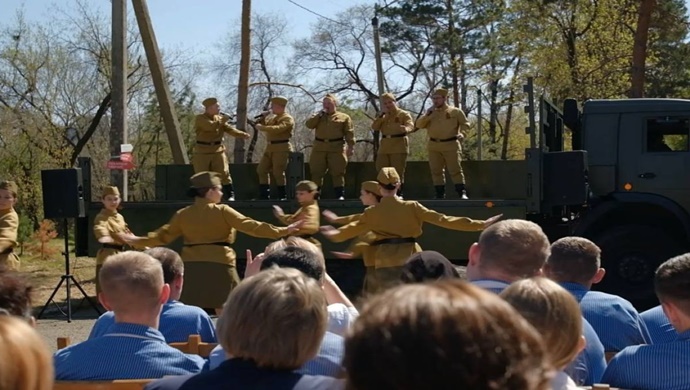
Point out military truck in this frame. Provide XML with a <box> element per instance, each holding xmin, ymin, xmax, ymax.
<box><xmin>75</xmin><ymin>91</ymin><xmax>690</xmax><ymax>309</ymax></box>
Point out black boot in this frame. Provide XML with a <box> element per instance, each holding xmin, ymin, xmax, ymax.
<box><xmin>258</xmin><ymin>184</ymin><xmax>270</xmax><ymax>200</ymax></box>
<box><xmin>455</xmin><ymin>183</ymin><xmax>468</xmax><ymax>200</ymax></box>
<box><xmin>277</xmin><ymin>186</ymin><xmax>287</xmax><ymax>201</ymax></box>
<box><xmin>223</xmin><ymin>184</ymin><xmax>235</xmax><ymax>201</ymax></box>
<box><xmin>434</xmin><ymin>185</ymin><xmax>445</xmax><ymax>199</ymax></box>
<box><xmin>397</xmin><ymin>184</ymin><xmax>404</xmax><ymax>199</ymax></box>
<box><xmin>334</xmin><ymin>186</ymin><xmax>345</xmax><ymax>201</ymax></box>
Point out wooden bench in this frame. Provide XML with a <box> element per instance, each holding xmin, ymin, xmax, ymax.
<box><xmin>53</xmin><ymin>379</ymin><xmax>153</xmax><ymax>390</ymax></box>
<box><xmin>168</xmin><ymin>334</ymin><xmax>218</xmax><ymax>358</ymax></box>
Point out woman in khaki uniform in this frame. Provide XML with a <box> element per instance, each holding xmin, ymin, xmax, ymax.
<box><xmin>272</xmin><ymin>181</ymin><xmax>321</xmax><ymax>249</ymax></box>
<box><xmin>323</xmin><ymin>181</ymin><xmax>381</xmax><ymax>294</ymax></box>
<box><xmin>0</xmin><ymin>181</ymin><xmax>21</xmax><ymax>271</ymax></box>
<box><xmin>321</xmin><ymin>167</ymin><xmax>501</xmax><ymax>291</ymax></box>
<box><xmin>121</xmin><ymin>171</ymin><xmax>299</xmax><ymax>312</ymax></box>
<box><xmin>93</xmin><ymin>186</ymin><xmax>137</xmax><ymax>293</ymax></box>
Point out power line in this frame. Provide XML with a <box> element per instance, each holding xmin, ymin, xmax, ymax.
<box><xmin>286</xmin><ymin>0</ymin><xmax>350</xmax><ymax>27</ymax></box>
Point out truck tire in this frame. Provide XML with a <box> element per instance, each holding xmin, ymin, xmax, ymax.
<box><xmin>594</xmin><ymin>224</ymin><xmax>683</xmax><ymax>310</ymax></box>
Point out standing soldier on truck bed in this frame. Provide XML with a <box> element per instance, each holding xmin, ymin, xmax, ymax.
<box><xmin>415</xmin><ymin>88</ymin><xmax>471</xmax><ymax>200</ymax></box>
<box><xmin>305</xmin><ymin>93</ymin><xmax>355</xmax><ymax>201</ymax></box>
<box><xmin>193</xmin><ymin>97</ymin><xmax>250</xmax><ymax>202</ymax></box>
<box><xmin>255</xmin><ymin>96</ymin><xmax>295</xmax><ymax>201</ymax></box>
<box><xmin>372</xmin><ymin>92</ymin><xmax>414</xmax><ymax>198</ymax></box>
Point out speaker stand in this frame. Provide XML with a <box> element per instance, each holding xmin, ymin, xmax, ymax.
<box><xmin>37</xmin><ymin>218</ymin><xmax>102</xmax><ymax>322</ymax></box>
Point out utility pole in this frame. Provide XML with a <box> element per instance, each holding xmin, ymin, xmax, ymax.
<box><xmin>132</xmin><ymin>0</ymin><xmax>189</xmax><ymax>164</ymax></box>
<box><xmin>235</xmin><ymin>0</ymin><xmax>251</xmax><ymax>163</ymax></box>
<box><xmin>111</xmin><ymin>0</ymin><xmax>127</xmax><ymax>199</ymax></box>
<box><xmin>371</xmin><ymin>13</ymin><xmax>385</xmax><ymax>157</ymax></box>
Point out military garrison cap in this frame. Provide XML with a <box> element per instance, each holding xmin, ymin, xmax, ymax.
<box><xmin>102</xmin><ymin>186</ymin><xmax>120</xmax><ymax>197</ymax></box>
<box><xmin>432</xmin><ymin>88</ymin><xmax>448</xmax><ymax>97</ymax></box>
<box><xmin>271</xmin><ymin>96</ymin><xmax>288</xmax><ymax>106</ymax></box>
<box><xmin>190</xmin><ymin>171</ymin><xmax>222</xmax><ymax>188</ymax></box>
<box><xmin>202</xmin><ymin>97</ymin><xmax>218</xmax><ymax>108</ymax></box>
<box><xmin>380</xmin><ymin>92</ymin><xmax>396</xmax><ymax>102</ymax></box>
<box><xmin>0</xmin><ymin>181</ymin><xmax>18</xmax><ymax>195</ymax></box>
<box><xmin>377</xmin><ymin>167</ymin><xmax>401</xmax><ymax>186</ymax></box>
<box><xmin>361</xmin><ymin>181</ymin><xmax>381</xmax><ymax>196</ymax></box>
<box><xmin>323</xmin><ymin>94</ymin><xmax>338</xmax><ymax>105</ymax></box>
<box><xmin>295</xmin><ymin>180</ymin><xmax>318</xmax><ymax>192</ymax></box>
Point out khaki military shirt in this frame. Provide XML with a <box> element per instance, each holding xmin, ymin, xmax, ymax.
<box><xmin>415</xmin><ymin>104</ymin><xmax>470</xmax><ymax>152</ymax></box>
<box><xmin>141</xmin><ymin>197</ymin><xmax>289</xmax><ymax>265</ymax></box>
<box><xmin>305</xmin><ymin>111</ymin><xmax>355</xmax><ymax>152</ymax></box>
<box><xmin>327</xmin><ymin>196</ymin><xmax>485</xmax><ymax>268</ymax></box>
<box><xmin>332</xmin><ymin>213</ymin><xmax>376</xmax><ymax>267</ymax></box>
<box><xmin>371</xmin><ymin>108</ymin><xmax>414</xmax><ymax>154</ymax></box>
<box><xmin>259</xmin><ymin>113</ymin><xmax>294</xmax><ymax>152</ymax></box>
<box><xmin>0</xmin><ymin>208</ymin><xmax>18</xmax><ymax>252</ymax></box>
<box><xmin>93</xmin><ymin>209</ymin><xmax>132</xmax><ymax>264</ymax></box>
<box><xmin>277</xmin><ymin>201</ymin><xmax>320</xmax><ymax>238</ymax></box>
<box><xmin>194</xmin><ymin>113</ymin><xmax>247</xmax><ymax>154</ymax></box>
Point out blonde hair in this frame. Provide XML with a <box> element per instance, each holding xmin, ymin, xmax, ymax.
<box><xmin>0</xmin><ymin>316</ymin><xmax>53</xmax><ymax>390</ymax></box>
<box><xmin>500</xmin><ymin>277</ymin><xmax>583</xmax><ymax>370</ymax></box>
<box><xmin>266</xmin><ymin>237</ymin><xmax>326</xmax><ymax>275</ymax></box>
<box><xmin>217</xmin><ymin>267</ymin><xmax>327</xmax><ymax>369</ymax></box>
<box><xmin>98</xmin><ymin>251</ymin><xmax>164</xmax><ymax>312</ymax></box>
<box><xmin>478</xmin><ymin>219</ymin><xmax>550</xmax><ymax>279</ymax></box>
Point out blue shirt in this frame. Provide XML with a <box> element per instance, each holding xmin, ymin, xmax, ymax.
<box><xmin>54</xmin><ymin>322</ymin><xmax>206</xmax><ymax>380</ymax></box>
<box><xmin>471</xmin><ymin>279</ymin><xmax>606</xmax><ymax>386</ymax></box>
<box><xmin>641</xmin><ymin>305</ymin><xmax>677</xmax><ymax>344</ymax></box>
<box><xmin>602</xmin><ymin>329</ymin><xmax>690</xmax><ymax>390</ymax></box>
<box><xmin>209</xmin><ymin>331</ymin><xmax>345</xmax><ymax>378</ymax></box>
<box><xmin>561</xmin><ymin>282</ymin><xmax>651</xmax><ymax>351</ymax></box>
<box><xmin>88</xmin><ymin>300</ymin><xmax>217</xmax><ymax>343</ymax></box>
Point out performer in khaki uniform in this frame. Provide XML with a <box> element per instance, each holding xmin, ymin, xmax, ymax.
<box><xmin>0</xmin><ymin>181</ymin><xmax>20</xmax><ymax>271</ymax></box>
<box><xmin>121</xmin><ymin>171</ymin><xmax>299</xmax><ymax>312</ymax></box>
<box><xmin>372</xmin><ymin>93</ymin><xmax>414</xmax><ymax>198</ymax></box>
<box><xmin>321</xmin><ymin>167</ymin><xmax>501</xmax><ymax>291</ymax></box>
<box><xmin>305</xmin><ymin>94</ymin><xmax>355</xmax><ymax>200</ymax></box>
<box><xmin>415</xmin><ymin>88</ymin><xmax>471</xmax><ymax>199</ymax></box>
<box><xmin>93</xmin><ymin>186</ymin><xmax>139</xmax><ymax>293</ymax></box>
<box><xmin>256</xmin><ymin>96</ymin><xmax>294</xmax><ymax>200</ymax></box>
<box><xmin>272</xmin><ymin>180</ymin><xmax>321</xmax><ymax>249</ymax></box>
<box><xmin>193</xmin><ymin>97</ymin><xmax>250</xmax><ymax>201</ymax></box>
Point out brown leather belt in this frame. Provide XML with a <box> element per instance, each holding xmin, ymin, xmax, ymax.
<box><xmin>315</xmin><ymin>137</ymin><xmax>344</xmax><ymax>143</ymax></box>
<box><xmin>269</xmin><ymin>140</ymin><xmax>290</xmax><ymax>144</ymax></box>
<box><xmin>371</xmin><ymin>237</ymin><xmax>416</xmax><ymax>246</ymax></box>
<box><xmin>196</xmin><ymin>141</ymin><xmax>222</xmax><ymax>146</ymax></box>
<box><xmin>102</xmin><ymin>244</ymin><xmax>125</xmax><ymax>251</ymax></box>
<box><xmin>0</xmin><ymin>247</ymin><xmax>13</xmax><ymax>255</ymax></box>
<box><xmin>382</xmin><ymin>134</ymin><xmax>406</xmax><ymax>139</ymax></box>
<box><xmin>296</xmin><ymin>234</ymin><xmax>314</xmax><ymax>239</ymax></box>
<box><xmin>429</xmin><ymin>137</ymin><xmax>458</xmax><ymax>142</ymax></box>
<box><xmin>183</xmin><ymin>242</ymin><xmax>231</xmax><ymax>247</ymax></box>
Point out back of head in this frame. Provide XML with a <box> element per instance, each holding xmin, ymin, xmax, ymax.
<box><xmin>260</xmin><ymin>245</ymin><xmax>324</xmax><ymax>282</ymax></box>
<box><xmin>344</xmin><ymin>280</ymin><xmax>551</xmax><ymax>390</ymax></box>
<box><xmin>655</xmin><ymin>253</ymin><xmax>690</xmax><ymax>316</ymax></box>
<box><xmin>217</xmin><ymin>267</ymin><xmax>327</xmax><ymax>369</ymax></box>
<box><xmin>546</xmin><ymin>237</ymin><xmax>600</xmax><ymax>285</ymax></box>
<box><xmin>0</xmin><ymin>315</ymin><xmax>53</xmax><ymax>390</ymax></box>
<box><xmin>98</xmin><ymin>251</ymin><xmax>164</xmax><ymax>314</ymax></box>
<box><xmin>0</xmin><ymin>271</ymin><xmax>32</xmax><ymax>319</ymax></box>
<box><xmin>144</xmin><ymin>247</ymin><xmax>184</xmax><ymax>284</ymax></box>
<box><xmin>478</xmin><ymin>219</ymin><xmax>550</xmax><ymax>279</ymax></box>
<box><xmin>400</xmin><ymin>251</ymin><xmax>459</xmax><ymax>283</ymax></box>
<box><xmin>500</xmin><ymin>277</ymin><xmax>583</xmax><ymax>370</ymax></box>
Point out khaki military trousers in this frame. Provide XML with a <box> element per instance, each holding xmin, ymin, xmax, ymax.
<box><xmin>376</xmin><ymin>153</ymin><xmax>408</xmax><ymax>182</ymax></box>
<box><xmin>309</xmin><ymin>151</ymin><xmax>347</xmax><ymax>187</ymax></box>
<box><xmin>193</xmin><ymin>152</ymin><xmax>232</xmax><ymax>185</ymax></box>
<box><xmin>257</xmin><ymin>151</ymin><xmax>289</xmax><ymax>185</ymax></box>
<box><xmin>428</xmin><ymin>149</ymin><xmax>465</xmax><ymax>186</ymax></box>
<box><xmin>0</xmin><ymin>252</ymin><xmax>20</xmax><ymax>271</ymax></box>
<box><xmin>372</xmin><ymin>266</ymin><xmax>404</xmax><ymax>293</ymax></box>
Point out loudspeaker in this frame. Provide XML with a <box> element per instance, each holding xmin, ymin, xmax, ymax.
<box><xmin>41</xmin><ymin>168</ymin><xmax>86</xmax><ymax>219</ymax></box>
<box><xmin>543</xmin><ymin>151</ymin><xmax>589</xmax><ymax>207</ymax></box>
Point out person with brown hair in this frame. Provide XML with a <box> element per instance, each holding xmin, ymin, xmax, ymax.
<box><xmin>500</xmin><ymin>277</ymin><xmax>586</xmax><ymax>390</ymax></box>
<box><xmin>343</xmin><ymin>279</ymin><xmax>552</xmax><ymax>390</ymax></box>
<box><xmin>144</xmin><ymin>267</ymin><xmax>344</xmax><ymax>390</ymax></box>
<box><xmin>0</xmin><ymin>315</ymin><xmax>53</xmax><ymax>390</ymax></box>
<box><xmin>0</xmin><ymin>270</ymin><xmax>34</xmax><ymax>325</ymax></box>
<box><xmin>0</xmin><ymin>180</ymin><xmax>20</xmax><ymax>270</ymax></box>
<box><xmin>273</xmin><ymin>180</ymin><xmax>321</xmax><ymax>248</ymax></box>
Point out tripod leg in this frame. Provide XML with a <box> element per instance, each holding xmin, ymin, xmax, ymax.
<box><xmin>37</xmin><ymin>277</ymin><xmax>66</xmax><ymax>319</ymax></box>
<box><xmin>66</xmin><ymin>275</ymin><xmax>72</xmax><ymax>323</ymax></box>
<box><xmin>70</xmin><ymin>276</ymin><xmax>103</xmax><ymax>315</ymax></box>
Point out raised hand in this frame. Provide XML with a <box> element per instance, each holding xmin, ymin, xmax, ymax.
<box><xmin>244</xmin><ymin>249</ymin><xmax>266</xmax><ymax>278</ymax></box>
<box><xmin>272</xmin><ymin>205</ymin><xmax>285</xmax><ymax>218</ymax></box>
<box><xmin>322</xmin><ymin>210</ymin><xmax>339</xmax><ymax>223</ymax></box>
<box><xmin>287</xmin><ymin>219</ymin><xmax>304</xmax><ymax>233</ymax></box>
<box><xmin>320</xmin><ymin>225</ymin><xmax>338</xmax><ymax>238</ymax></box>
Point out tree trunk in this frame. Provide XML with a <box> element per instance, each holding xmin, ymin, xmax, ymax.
<box><xmin>235</xmin><ymin>0</ymin><xmax>251</xmax><ymax>163</ymax></box>
<box><xmin>502</xmin><ymin>58</ymin><xmax>522</xmax><ymax>160</ymax></box>
<box><xmin>447</xmin><ymin>0</ymin><xmax>460</xmax><ymax>107</ymax></box>
<box><xmin>630</xmin><ymin>0</ymin><xmax>656</xmax><ymax>98</ymax></box>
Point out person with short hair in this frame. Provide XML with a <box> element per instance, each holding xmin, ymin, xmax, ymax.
<box><xmin>602</xmin><ymin>253</ymin><xmax>690</xmax><ymax>390</ymax></box>
<box><xmin>501</xmin><ymin>277</ymin><xmax>586</xmax><ymax>390</ymax></box>
<box><xmin>255</xmin><ymin>96</ymin><xmax>294</xmax><ymax>200</ymax></box>
<box><xmin>0</xmin><ymin>315</ymin><xmax>53</xmax><ymax>390</ymax></box>
<box><xmin>144</xmin><ymin>267</ymin><xmax>344</xmax><ymax>390</ymax></box>
<box><xmin>0</xmin><ymin>180</ymin><xmax>20</xmax><ymax>271</ymax></box>
<box><xmin>544</xmin><ymin>236</ymin><xmax>651</xmax><ymax>352</ymax></box>
<box><xmin>343</xmin><ymin>280</ymin><xmax>552</xmax><ymax>390</ymax></box>
<box><xmin>0</xmin><ymin>271</ymin><xmax>34</xmax><ymax>325</ymax></box>
<box><xmin>273</xmin><ymin>180</ymin><xmax>321</xmax><ymax>249</ymax></box>
<box><xmin>400</xmin><ymin>250</ymin><xmax>460</xmax><ymax>284</ymax></box>
<box><xmin>54</xmin><ymin>252</ymin><xmax>205</xmax><ymax>380</ymax></box>
<box><xmin>88</xmin><ymin>247</ymin><xmax>216</xmax><ymax>343</ymax></box>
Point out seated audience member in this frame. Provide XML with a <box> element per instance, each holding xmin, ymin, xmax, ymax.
<box><xmin>602</xmin><ymin>253</ymin><xmax>690</xmax><ymax>390</ymax></box>
<box><xmin>0</xmin><ymin>270</ymin><xmax>35</xmax><ymax>325</ymax></box>
<box><xmin>640</xmin><ymin>304</ymin><xmax>676</xmax><ymax>344</ymax></box>
<box><xmin>545</xmin><ymin>237</ymin><xmax>651</xmax><ymax>351</ymax></box>
<box><xmin>89</xmin><ymin>247</ymin><xmax>216</xmax><ymax>343</ymax></box>
<box><xmin>343</xmin><ymin>280</ymin><xmax>552</xmax><ymax>390</ymax></box>
<box><xmin>145</xmin><ymin>267</ymin><xmax>344</xmax><ymax>390</ymax></box>
<box><xmin>465</xmin><ymin>219</ymin><xmax>606</xmax><ymax>386</ymax></box>
<box><xmin>54</xmin><ymin>251</ymin><xmax>205</xmax><ymax>380</ymax></box>
<box><xmin>501</xmin><ymin>277</ymin><xmax>586</xmax><ymax>390</ymax></box>
<box><xmin>0</xmin><ymin>315</ymin><xmax>53</xmax><ymax>390</ymax></box>
<box><xmin>399</xmin><ymin>250</ymin><xmax>460</xmax><ymax>284</ymax></box>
